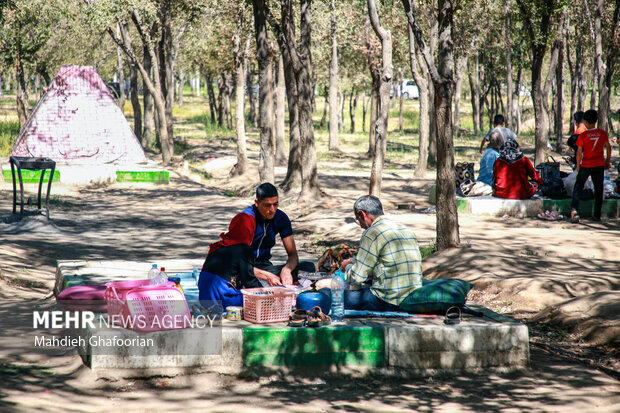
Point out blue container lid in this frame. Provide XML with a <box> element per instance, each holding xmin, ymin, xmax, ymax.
<box><xmin>168</xmin><ymin>276</ymin><xmax>181</xmax><ymax>283</ymax></box>
<box><xmin>296</xmin><ymin>289</ymin><xmax>332</xmax><ymax>313</ymax></box>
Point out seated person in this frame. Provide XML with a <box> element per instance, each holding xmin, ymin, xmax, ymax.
<box><xmin>493</xmin><ymin>140</ymin><xmax>543</xmax><ymax>199</ymax></box>
<box><xmin>479</xmin><ymin>114</ymin><xmax>517</xmax><ymax>154</ymax></box>
<box><xmin>566</xmin><ymin>111</ymin><xmax>586</xmax><ymax>169</ymax></box>
<box><xmin>468</xmin><ymin>130</ymin><xmax>504</xmax><ymax>196</ymax></box>
<box><xmin>338</xmin><ymin>195</ymin><xmax>422</xmax><ymax>311</ymax></box>
<box><xmin>198</xmin><ymin>183</ymin><xmax>315</xmax><ymax>307</ymax></box>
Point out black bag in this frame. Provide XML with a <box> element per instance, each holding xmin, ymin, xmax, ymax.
<box><xmin>455</xmin><ymin>162</ymin><xmax>475</xmax><ymax>196</ymax></box>
<box><xmin>536</xmin><ymin>157</ymin><xmax>567</xmax><ymax>199</ymax></box>
<box><xmin>567</xmin><ymin>134</ymin><xmax>578</xmax><ymax>151</ymax></box>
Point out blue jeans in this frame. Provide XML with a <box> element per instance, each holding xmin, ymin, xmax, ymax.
<box><xmin>344</xmin><ymin>288</ymin><xmax>400</xmax><ymax>311</ymax></box>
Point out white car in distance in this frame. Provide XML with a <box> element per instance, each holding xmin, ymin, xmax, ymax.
<box><xmin>393</xmin><ymin>79</ymin><xmax>419</xmax><ymax>100</ymax></box>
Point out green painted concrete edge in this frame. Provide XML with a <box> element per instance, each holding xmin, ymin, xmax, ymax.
<box><xmin>116</xmin><ymin>170</ymin><xmax>170</xmax><ymax>183</ymax></box>
<box><xmin>2</xmin><ymin>169</ymin><xmax>60</xmax><ymax>184</ymax></box>
<box><xmin>3</xmin><ymin>169</ymin><xmax>169</xmax><ymax>184</ymax></box>
<box><xmin>243</xmin><ymin>326</ymin><xmax>386</xmax><ymax>367</ymax></box>
<box><xmin>428</xmin><ymin>184</ymin><xmax>469</xmax><ymax>212</ymax></box>
<box><xmin>430</xmin><ymin>183</ymin><xmax>619</xmax><ymax>217</ymax></box>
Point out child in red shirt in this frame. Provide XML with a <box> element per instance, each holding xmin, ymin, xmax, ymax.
<box><xmin>570</xmin><ymin>109</ymin><xmax>612</xmax><ymax>222</ymax></box>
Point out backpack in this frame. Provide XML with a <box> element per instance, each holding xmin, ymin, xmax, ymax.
<box><xmin>455</xmin><ymin>162</ymin><xmax>476</xmax><ymax>196</ymax></box>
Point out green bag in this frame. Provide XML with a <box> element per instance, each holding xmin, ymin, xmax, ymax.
<box><xmin>398</xmin><ymin>278</ymin><xmax>473</xmax><ymax>314</ymax></box>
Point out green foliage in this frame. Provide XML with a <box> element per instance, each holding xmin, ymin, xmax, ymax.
<box><xmin>0</xmin><ymin>119</ymin><xmax>19</xmax><ymax>156</ymax></box>
<box><xmin>420</xmin><ymin>242</ymin><xmax>437</xmax><ymax>259</ymax></box>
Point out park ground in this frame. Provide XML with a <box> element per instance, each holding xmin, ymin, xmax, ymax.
<box><xmin>0</xmin><ymin>94</ymin><xmax>618</xmax><ymax>411</ymax></box>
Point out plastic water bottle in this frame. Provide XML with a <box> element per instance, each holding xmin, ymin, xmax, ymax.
<box><xmin>331</xmin><ymin>271</ymin><xmax>345</xmax><ymax>323</ymax></box>
<box><xmin>150</xmin><ymin>266</ymin><xmax>168</xmax><ymax>285</ymax></box>
<box><xmin>147</xmin><ymin>264</ymin><xmax>160</xmax><ymax>280</ymax></box>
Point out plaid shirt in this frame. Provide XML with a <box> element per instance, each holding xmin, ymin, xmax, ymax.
<box><xmin>345</xmin><ymin>215</ymin><xmax>422</xmax><ymax>305</ymax></box>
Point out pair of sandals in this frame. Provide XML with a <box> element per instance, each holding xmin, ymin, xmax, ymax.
<box><xmin>537</xmin><ymin>210</ymin><xmax>564</xmax><ymax>221</ymax></box>
<box><xmin>288</xmin><ymin>307</ymin><xmax>332</xmax><ymax>327</ymax></box>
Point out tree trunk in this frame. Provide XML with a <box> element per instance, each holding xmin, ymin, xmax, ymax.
<box><xmin>594</xmin><ymin>0</ymin><xmax>615</xmax><ymax>130</ymax></box>
<box><xmin>320</xmin><ymin>90</ymin><xmax>328</xmax><ymax>128</ymax></box>
<box><xmin>427</xmin><ymin>0</ymin><xmax>439</xmax><ymax>167</ymax></box>
<box><xmin>246</xmin><ymin>66</ymin><xmax>257</xmax><ymax>128</ymax></box>
<box><xmin>362</xmin><ymin>86</ymin><xmax>367</xmax><ymax>132</ymax></box>
<box><xmin>274</xmin><ymin>54</ymin><xmax>287</xmax><ymax>166</ymax></box>
<box><xmin>368</xmin><ymin>0</ymin><xmax>392</xmax><ymax>198</ymax></box>
<box><xmin>142</xmin><ymin>46</ymin><xmax>155</xmax><ymax>149</ymax></box>
<box><xmin>403</xmin><ymin>0</ymin><xmax>460</xmax><ymax>249</ymax></box>
<box><xmin>601</xmin><ymin>0</ymin><xmax>620</xmax><ymax>133</ymax></box>
<box><xmin>470</xmin><ymin>52</ymin><xmax>481</xmax><ymax>133</ymax></box>
<box><xmin>577</xmin><ymin>43</ymin><xmax>586</xmax><ymax>111</ymax></box>
<box><xmin>116</xmin><ymin>23</ymin><xmax>127</xmax><ymax>111</ymax></box>
<box><xmin>226</xmin><ymin>73</ymin><xmax>234</xmax><ymax>129</ymax></box>
<box><xmin>328</xmin><ymin>0</ymin><xmax>340</xmax><ymax>150</ymax></box>
<box><xmin>217</xmin><ymin>74</ymin><xmax>225</xmax><ymax>127</ymax></box>
<box><xmin>206</xmin><ymin>72</ymin><xmax>216</xmax><ymax>124</ymax></box>
<box><xmin>505</xmin><ymin>1</ymin><xmax>514</xmax><ymax>129</ymax></box>
<box><xmin>297</xmin><ymin>0</ymin><xmax>321</xmax><ymax>200</ymax></box>
<box><xmin>452</xmin><ymin>57</ymin><xmax>467</xmax><ymax>137</ymax></box>
<box><xmin>368</xmin><ymin>80</ymin><xmax>379</xmax><ymax>158</ymax></box>
<box><xmin>398</xmin><ymin>67</ymin><xmax>404</xmax><ymax>132</ymax></box>
<box><xmin>177</xmin><ymin>70</ymin><xmax>185</xmax><ymax>106</ymax></box>
<box><xmin>15</xmin><ymin>51</ymin><xmax>28</xmax><ymax>127</ymax></box>
<box><xmin>566</xmin><ymin>25</ymin><xmax>577</xmax><ymax>135</ymax></box>
<box><xmin>350</xmin><ymin>90</ymin><xmax>358</xmax><ymax>133</ymax></box>
<box><xmin>338</xmin><ymin>90</ymin><xmax>345</xmax><ymax>131</ymax></box>
<box><xmin>119</xmin><ymin>22</ymin><xmax>143</xmax><ymax>144</ymax></box>
<box><xmin>232</xmin><ymin>5</ymin><xmax>249</xmax><ymax>177</ymax></box>
<box><xmin>408</xmin><ymin>22</ymin><xmax>429</xmax><ymax>178</ymax></box>
<box><xmin>554</xmin><ymin>10</ymin><xmax>567</xmax><ymax>151</ymax></box>
<box><xmin>252</xmin><ymin>0</ymin><xmax>275</xmax><ymax>183</ymax></box>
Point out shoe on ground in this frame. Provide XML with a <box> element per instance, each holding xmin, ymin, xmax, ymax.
<box><xmin>571</xmin><ymin>214</ymin><xmax>580</xmax><ymax>223</ymax></box>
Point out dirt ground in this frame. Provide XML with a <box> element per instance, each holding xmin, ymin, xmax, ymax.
<box><xmin>0</xmin><ymin>149</ymin><xmax>619</xmax><ymax>412</ymax></box>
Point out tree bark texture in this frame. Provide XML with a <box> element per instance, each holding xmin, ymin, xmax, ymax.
<box><xmin>232</xmin><ymin>5</ymin><xmax>249</xmax><ymax>177</ymax></box>
<box><xmin>368</xmin><ymin>0</ymin><xmax>392</xmax><ymax>198</ymax></box>
<box><xmin>505</xmin><ymin>1</ymin><xmax>514</xmax><ymax>129</ymax></box>
<box><xmin>350</xmin><ymin>90</ymin><xmax>358</xmax><ymax>133</ymax></box>
<box><xmin>110</xmin><ymin>11</ymin><xmax>171</xmax><ymax>163</ymax></box>
<box><xmin>274</xmin><ymin>54</ymin><xmax>288</xmax><ymax>166</ymax></box>
<box><xmin>206</xmin><ymin>72</ymin><xmax>217</xmax><ymax>124</ymax></box>
<box><xmin>452</xmin><ymin>57</ymin><xmax>467</xmax><ymax>137</ymax></box>
<box><xmin>403</xmin><ymin>0</ymin><xmax>460</xmax><ymax>249</ymax></box>
<box><xmin>328</xmin><ymin>0</ymin><xmax>340</xmax><ymax>150</ymax></box>
<box><xmin>398</xmin><ymin>67</ymin><xmax>404</xmax><ymax>132</ymax></box>
<box><xmin>408</xmin><ymin>22</ymin><xmax>429</xmax><ymax>178</ymax></box>
<box><xmin>143</xmin><ymin>46</ymin><xmax>155</xmax><ymax>149</ymax></box>
<box><xmin>15</xmin><ymin>50</ymin><xmax>28</xmax><ymax>127</ymax></box>
<box><xmin>252</xmin><ymin>0</ymin><xmax>275</xmax><ymax>184</ymax></box>
<box><xmin>119</xmin><ymin>23</ymin><xmax>142</xmax><ymax>144</ymax></box>
<box><xmin>116</xmin><ymin>24</ymin><xmax>127</xmax><ymax>111</ymax></box>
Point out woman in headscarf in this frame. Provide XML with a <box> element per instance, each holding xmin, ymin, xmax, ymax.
<box><xmin>493</xmin><ymin>140</ymin><xmax>543</xmax><ymax>199</ymax></box>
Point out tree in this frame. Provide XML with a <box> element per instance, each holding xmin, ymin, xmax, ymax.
<box><xmin>402</xmin><ymin>0</ymin><xmax>460</xmax><ymax>249</ymax></box>
<box><xmin>516</xmin><ymin>0</ymin><xmax>564</xmax><ymax>164</ymax></box>
<box><xmin>328</xmin><ymin>0</ymin><xmax>341</xmax><ymax>151</ymax></box>
<box><xmin>266</xmin><ymin>0</ymin><xmax>322</xmax><ymax>200</ymax></box>
<box><xmin>252</xmin><ymin>0</ymin><xmax>275</xmax><ymax>184</ymax></box>
<box><xmin>231</xmin><ymin>2</ymin><xmax>249</xmax><ymax>176</ymax></box>
<box><xmin>367</xmin><ymin>0</ymin><xmax>392</xmax><ymax>197</ymax></box>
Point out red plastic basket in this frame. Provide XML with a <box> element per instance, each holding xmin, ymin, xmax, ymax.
<box><xmin>105</xmin><ymin>279</ymin><xmax>191</xmax><ymax>332</ymax></box>
<box><xmin>241</xmin><ymin>287</ymin><xmax>295</xmax><ymax>324</ymax></box>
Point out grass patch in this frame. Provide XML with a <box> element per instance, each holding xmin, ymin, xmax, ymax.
<box><xmin>420</xmin><ymin>242</ymin><xmax>437</xmax><ymax>259</ymax></box>
<box><xmin>0</xmin><ymin>119</ymin><xmax>20</xmax><ymax>156</ymax></box>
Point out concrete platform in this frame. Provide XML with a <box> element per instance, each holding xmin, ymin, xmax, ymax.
<box><xmin>56</xmin><ymin>260</ymin><xmax>530</xmax><ymax>376</ymax></box>
<box><xmin>429</xmin><ymin>184</ymin><xmax>620</xmax><ymax>218</ymax></box>
<box><xmin>2</xmin><ymin>161</ymin><xmax>169</xmax><ymax>184</ymax></box>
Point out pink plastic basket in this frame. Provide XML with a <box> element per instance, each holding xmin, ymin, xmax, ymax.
<box><xmin>241</xmin><ymin>287</ymin><xmax>295</xmax><ymax>324</ymax></box>
<box><xmin>105</xmin><ymin>280</ymin><xmax>191</xmax><ymax>332</ymax></box>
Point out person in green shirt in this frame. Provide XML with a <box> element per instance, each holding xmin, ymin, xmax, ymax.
<box><xmin>339</xmin><ymin>195</ymin><xmax>422</xmax><ymax>311</ymax></box>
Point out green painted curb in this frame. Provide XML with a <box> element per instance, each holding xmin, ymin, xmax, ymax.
<box><xmin>116</xmin><ymin>170</ymin><xmax>169</xmax><ymax>184</ymax></box>
<box><xmin>243</xmin><ymin>326</ymin><xmax>385</xmax><ymax>367</ymax></box>
<box><xmin>543</xmin><ymin>198</ymin><xmax>619</xmax><ymax>218</ymax></box>
<box><xmin>2</xmin><ymin>169</ymin><xmax>60</xmax><ymax>184</ymax></box>
<box><xmin>428</xmin><ymin>184</ymin><xmax>469</xmax><ymax>211</ymax></box>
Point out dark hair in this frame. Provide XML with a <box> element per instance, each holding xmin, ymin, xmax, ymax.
<box><xmin>488</xmin><ymin>130</ymin><xmax>504</xmax><ymax>150</ymax></box>
<box><xmin>583</xmin><ymin>109</ymin><xmax>598</xmax><ymax>125</ymax></box>
<box><xmin>493</xmin><ymin>114</ymin><xmax>505</xmax><ymax>125</ymax></box>
<box><xmin>573</xmin><ymin>111</ymin><xmax>585</xmax><ymax>124</ymax></box>
<box><xmin>256</xmin><ymin>183</ymin><xmax>278</xmax><ymax>200</ymax></box>
<box><xmin>353</xmin><ymin>195</ymin><xmax>384</xmax><ymax>217</ymax></box>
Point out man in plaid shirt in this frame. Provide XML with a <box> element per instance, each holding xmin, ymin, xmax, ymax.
<box><xmin>339</xmin><ymin>195</ymin><xmax>422</xmax><ymax>311</ymax></box>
